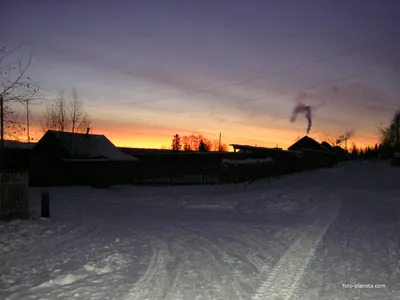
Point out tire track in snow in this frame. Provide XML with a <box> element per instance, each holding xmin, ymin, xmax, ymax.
<box><xmin>383</xmin><ymin>226</ymin><xmax>400</xmax><ymax>294</ymax></box>
<box><xmin>123</xmin><ymin>240</ymin><xmax>161</xmax><ymax>299</ymax></box>
<box><xmin>158</xmin><ymin>224</ymin><xmax>198</xmax><ymax>300</ymax></box>
<box><xmin>137</xmin><ymin>222</ymin><xmax>236</xmax><ymax>300</ymax></box>
<box><xmin>162</xmin><ymin>225</ymin><xmax>194</xmax><ymax>300</ymax></box>
<box><xmin>177</xmin><ymin>222</ymin><xmax>244</xmax><ymax>300</ymax></box>
<box><xmin>252</xmin><ymin>199</ymin><xmax>341</xmax><ymax>300</ymax></box>
<box><xmin>124</xmin><ymin>221</ymin><xmax>246</xmax><ymax>300</ymax></box>
<box><xmin>123</xmin><ymin>225</ymin><xmax>178</xmax><ymax>300</ymax></box>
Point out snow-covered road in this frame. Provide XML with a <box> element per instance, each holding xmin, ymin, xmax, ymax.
<box><xmin>1</xmin><ymin>161</ymin><xmax>400</xmax><ymax>299</ymax></box>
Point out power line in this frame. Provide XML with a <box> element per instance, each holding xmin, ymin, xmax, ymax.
<box><xmin>86</xmin><ymin>37</ymin><xmax>385</xmax><ymax>108</ymax></box>
<box><xmin>126</xmin><ymin>66</ymin><xmax>378</xmax><ymax>120</ymax></box>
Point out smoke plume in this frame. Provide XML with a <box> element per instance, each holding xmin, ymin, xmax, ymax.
<box><xmin>336</xmin><ymin>129</ymin><xmax>355</xmax><ymax>145</ymax></box>
<box><xmin>290</xmin><ymin>102</ymin><xmax>313</xmax><ymax>135</ymax></box>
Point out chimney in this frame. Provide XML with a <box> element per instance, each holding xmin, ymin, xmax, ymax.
<box><xmin>86</xmin><ymin>127</ymin><xmax>90</xmax><ymax>135</ymax></box>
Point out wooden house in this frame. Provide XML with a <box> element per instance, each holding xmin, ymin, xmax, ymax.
<box><xmin>31</xmin><ymin>130</ymin><xmax>139</xmax><ymax>186</ymax></box>
<box><xmin>288</xmin><ymin>136</ymin><xmax>335</xmax><ymax>168</ymax></box>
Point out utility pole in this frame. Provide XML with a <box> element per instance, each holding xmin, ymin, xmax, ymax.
<box><xmin>25</xmin><ymin>100</ymin><xmax>30</xmax><ymax>143</ymax></box>
<box><xmin>218</xmin><ymin>132</ymin><xmax>222</xmax><ymax>151</ymax></box>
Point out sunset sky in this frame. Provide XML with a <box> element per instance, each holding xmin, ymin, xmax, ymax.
<box><xmin>3</xmin><ymin>0</ymin><xmax>400</xmax><ymax>150</ymax></box>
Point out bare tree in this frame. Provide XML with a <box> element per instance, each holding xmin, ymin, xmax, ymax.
<box><xmin>0</xmin><ymin>44</ymin><xmax>40</xmax><ymax>143</ymax></box>
<box><xmin>69</xmin><ymin>88</ymin><xmax>91</xmax><ymax>133</ymax></box>
<box><xmin>219</xmin><ymin>143</ymin><xmax>229</xmax><ymax>152</ymax></box>
<box><xmin>320</xmin><ymin>132</ymin><xmax>339</xmax><ymax>146</ymax></box>
<box><xmin>42</xmin><ymin>88</ymin><xmax>91</xmax><ymax>133</ymax></box>
<box><xmin>211</xmin><ymin>139</ymin><xmax>228</xmax><ymax>151</ymax></box>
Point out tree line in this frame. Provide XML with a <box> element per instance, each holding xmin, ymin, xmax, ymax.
<box><xmin>348</xmin><ymin>109</ymin><xmax>400</xmax><ymax>159</ymax></box>
<box><xmin>170</xmin><ymin>134</ymin><xmax>229</xmax><ymax>152</ymax></box>
<box><xmin>349</xmin><ymin>144</ymin><xmax>383</xmax><ymax>159</ymax></box>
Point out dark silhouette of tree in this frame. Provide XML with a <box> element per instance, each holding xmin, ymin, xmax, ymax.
<box><xmin>41</xmin><ymin>88</ymin><xmax>91</xmax><ymax>133</ymax></box>
<box><xmin>1</xmin><ymin>44</ymin><xmax>40</xmax><ymax>141</ymax></box>
<box><xmin>198</xmin><ymin>139</ymin><xmax>210</xmax><ymax>152</ymax></box>
<box><xmin>201</xmin><ymin>137</ymin><xmax>213</xmax><ymax>151</ymax></box>
<box><xmin>321</xmin><ymin>133</ymin><xmax>339</xmax><ymax>146</ymax></box>
<box><xmin>379</xmin><ymin>142</ymin><xmax>392</xmax><ymax>158</ymax></box>
<box><xmin>180</xmin><ymin>134</ymin><xmax>208</xmax><ymax>151</ymax></box>
<box><xmin>350</xmin><ymin>144</ymin><xmax>359</xmax><ymax>159</ymax></box>
<box><xmin>171</xmin><ymin>134</ymin><xmax>181</xmax><ymax>151</ymax></box>
<box><xmin>174</xmin><ymin>134</ymin><xmax>228</xmax><ymax>152</ymax></box>
<box><xmin>364</xmin><ymin>146</ymin><xmax>371</xmax><ymax>160</ymax></box>
<box><xmin>379</xmin><ymin>108</ymin><xmax>400</xmax><ymax>152</ymax></box>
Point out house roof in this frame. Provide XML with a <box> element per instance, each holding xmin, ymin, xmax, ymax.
<box><xmin>320</xmin><ymin>141</ymin><xmax>334</xmax><ymax>151</ymax></box>
<box><xmin>229</xmin><ymin>144</ymin><xmax>283</xmax><ymax>151</ymax></box>
<box><xmin>333</xmin><ymin>145</ymin><xmax>349</xmax><ymax>154</ymax></box>
<box><xmin>38</xmin><ymin>131</ymin><xmax>139</xmax><ymax>161</ymax></box>
<box><xmin>288</xmin><ymin>136</ymin><xmax>332</xmax><ymax>154</ymax></box>
<box><xmin>3</xmin><ymin>140</ymin><xmax>36</xmax><ymax>149</ymax></box>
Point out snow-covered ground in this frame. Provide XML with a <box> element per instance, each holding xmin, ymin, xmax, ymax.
<box><xmin>1</xmin><ymin>161</ymin><xmax>400</xmax><ymax>299</ymax></box>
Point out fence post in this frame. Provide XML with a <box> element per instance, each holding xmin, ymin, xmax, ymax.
<box><xmin>22</xmin><ymin>172</ymin><xmax>30</xmax><ymax>218</ymax></box>
<box><xmin>41</xmin><ymin>190</ymin><xmax>50</xmax><ymax>218</ymax></box>
<box><xmin>0</xmin><ymin>173</ymin><xmax>3</xmax><ymax>217</ymax></box>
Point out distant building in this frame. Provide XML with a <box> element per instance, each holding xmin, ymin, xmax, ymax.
<box><xmin>34</xmin><ymin>130</ymin><xmax>139</xmax><ymax>162</ymax></box>
<box><xmin>332</xmin><ymin>145</ymin><xmax>350</xmax><ymax>161</ymax></box>
<box><xmin>31</xmin><ymin>130</ymin><xmax>139</xmax><ymax>187</ymax></box>
<box><xmin>228</xmin><ymin>143</ymin><xmax>302</xmax><ymax>174</ymax></box>
<box><xmin>3</xmin><ymin>140</ymin><xmax>36</xmax><ymax>150</ymax></box>
<box><xmin>288</xmin><ymin>136</ymin><xmax>336</xmax><ymax>168</ymax></box>
<box><xmin>289</xmin><ymin>136</ymin><xmax>330</xmax><ymax>152</ymax></box>
<box><xmin>229</xmin><ymin>144</ymin><xmax>282</xmax><ymax>155</ymax></box>
<box><xmin>320</xmin><ymin>141</ymin><xmax>334</xmax><ymax>152</ymax></box>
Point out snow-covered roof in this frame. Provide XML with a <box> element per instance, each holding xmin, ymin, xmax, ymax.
<box><xmin>40</xmin><ymin>131</ymin><xmax>139</xmax><ymax>162</ymax></box>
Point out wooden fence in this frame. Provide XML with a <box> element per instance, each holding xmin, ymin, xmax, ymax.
<box><xmin>0</xmin><ymin>172</ymin><xmax>30</xmax><ymax>220</ymax></box>
<box><xmin>140</xmin><ymin>174</ymin><xmax>221</xmax><ymax>185</ymax></box>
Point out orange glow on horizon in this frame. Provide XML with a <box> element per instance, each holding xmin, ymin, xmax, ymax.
<box><xmin>22</xmin><ymin>124</ymin><xmax>380</xmax><ymax>151</ymax></box>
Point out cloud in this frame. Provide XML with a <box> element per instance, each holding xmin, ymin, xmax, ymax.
<box><xmin>322</xmin><ymin>81</ymin><xmax>396</xmax><ymax>115</ymax></box>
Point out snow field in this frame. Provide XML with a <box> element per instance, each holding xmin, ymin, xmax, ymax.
<box><xmin>0</xmin><ymin>161</ymin><xmax>399</xmax><ymax>299</ymax></box>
